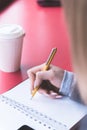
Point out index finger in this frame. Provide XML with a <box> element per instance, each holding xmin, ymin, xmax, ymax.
<box><xmin>27</xmin><ymin>63</ymin><xmax>45</xmax><ymax>76</ymax></box>
<box><xmin>27</xmin><ymin>64</ymin><xmax>45</xmax><ymax>91</ymax></box>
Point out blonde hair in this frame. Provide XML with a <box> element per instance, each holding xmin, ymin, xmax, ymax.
<box><xmin>61</xmin><ymin>0</ymin><xmax>87</xmax><ymax>104</ymax></box>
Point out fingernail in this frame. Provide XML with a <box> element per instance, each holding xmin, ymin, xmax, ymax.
<box><xmin>56</xmin><ymin>95</ymin><xmax>62</xmax><ymax>98</ymax></box>
<box><xmin>50</xmin><ymin>92</ymin><xmax>57</xmax><ymax>96</ymax></box>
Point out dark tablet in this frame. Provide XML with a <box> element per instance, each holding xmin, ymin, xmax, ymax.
<box><xmin>18</xmin><ymin>125</ymin><xmax>34</xmax><ymax>130</ymax></box>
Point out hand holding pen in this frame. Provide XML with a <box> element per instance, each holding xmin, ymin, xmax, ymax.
<box><xmin>27</xmin><ymin>48</ymin><xmax>64</xmax><ymax>99</ymax></box>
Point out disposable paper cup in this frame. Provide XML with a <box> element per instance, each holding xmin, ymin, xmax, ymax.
<box><xmin>0</xmin><ymin>24</ymin><xmax>25</xmax><ymax>72</ymax></box>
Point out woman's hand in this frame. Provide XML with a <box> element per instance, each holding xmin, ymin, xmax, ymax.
<box><xmin>27</xmin><ymin>64</ymin><xmax>64</xmax><ymax>99</ymax></box>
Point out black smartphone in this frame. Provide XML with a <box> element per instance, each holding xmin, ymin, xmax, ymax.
<box><xmin>37</xmin><ymin>0</ymin><xmax>61</xmax><ymax>7</ymax></box>
<box><xmin>18</xmin><ymin>125</ymin><xmax>34</xmax><ymax>130</ymax></box>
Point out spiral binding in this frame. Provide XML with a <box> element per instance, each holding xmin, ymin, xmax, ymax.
<box><xmin>0</xmin><ymin>95</ymin><xmax>68</xmax><ymax>130</ymax></box>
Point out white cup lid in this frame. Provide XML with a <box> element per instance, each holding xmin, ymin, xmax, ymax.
<box><xmin>0</xmin><ymin>24</ymin><xmax>25</xmax><ymax>39</ymax></box>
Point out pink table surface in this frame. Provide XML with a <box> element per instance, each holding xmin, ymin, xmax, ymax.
<box><xmin>0</xmin><ymin>0</ymin><xmax>72</xmax><ymax>93</ymax></box>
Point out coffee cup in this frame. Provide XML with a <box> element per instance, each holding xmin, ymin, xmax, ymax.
<box><xmin>0</xmin><ymin>24</ymin><xmax>25</xmax><ymax>72</ymax></box>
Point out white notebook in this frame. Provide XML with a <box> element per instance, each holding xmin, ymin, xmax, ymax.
<box><xmin>0</xmin><ymin>79</ymin><xmax>87</xmax><ymax>130</ymax></box>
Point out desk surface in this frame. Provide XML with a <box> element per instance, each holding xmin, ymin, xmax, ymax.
<box><xmin>0</xmin><ymin>0</ymin><xmax>72</xmax><ymax>93</ymax></box>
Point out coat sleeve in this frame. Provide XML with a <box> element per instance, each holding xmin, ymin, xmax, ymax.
<box><xmin>59</xmin><ymin>70</ymin><xmax>83</xmax><ymax>103</ymax></box>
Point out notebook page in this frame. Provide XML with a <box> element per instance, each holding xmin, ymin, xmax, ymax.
<box><xmin>0</xmin><ymin>95</ymin><xmax>67</xmax><ymax>130</ymax></box>
<box><xmin>0</xmin><ymin>95</ymin><xmax>34</xmax><ymax>130</ymax></box>
<box><xmin>3</xmin><ymin>79</ymin><xmax>87</xmax><ymax>129</ymax></box>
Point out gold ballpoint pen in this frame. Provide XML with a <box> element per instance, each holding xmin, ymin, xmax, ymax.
<box><xmin>31</xmin><ymin>48</ymin><xmax>57</xmax><ymax>99</ymax></box>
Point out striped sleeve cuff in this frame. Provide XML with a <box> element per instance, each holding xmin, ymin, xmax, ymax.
<box><xmin>59</xmin><ymin>70</ymin><xmax>74</xmax><ymax>96</ymax></box>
